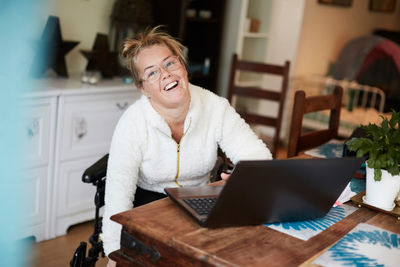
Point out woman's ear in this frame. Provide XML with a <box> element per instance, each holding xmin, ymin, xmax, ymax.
<box><xmin>138</xmin><ymin>84</ymin><xmax>150</xmax><ymax>98</ymax></box>
<box><xmin>138</xmin><ymin>84</ymin><xmax>145</xmax><ymax>94</ymax></box>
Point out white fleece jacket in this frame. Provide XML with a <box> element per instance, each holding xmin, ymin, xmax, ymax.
<box><xmin>101</xmin><ymin>83</ymin><xmax>272</xmax><ymax>255</ymax></box>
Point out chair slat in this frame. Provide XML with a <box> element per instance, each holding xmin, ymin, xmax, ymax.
<box><xmin>236</xmin><ymin>60</ymin><xmax>286</xmax><ymax>75</ymax></box>
<box><xmin>233</xmin><ymin>86</ymin><xmax>281</xmax><ymax>101</ymax></box>
<box><xmin>238</xmin><ymin>112</ymin><xmax>278</xmax><ymax>127</ymax></box>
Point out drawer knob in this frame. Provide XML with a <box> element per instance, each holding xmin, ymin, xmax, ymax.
<box><xmin>74</xmin><ymin>118</ymin><xmax>87</xmax><ymax>139</ymax></box>
<box><xmin>26</xmin><ymin>119</ymin><xmax>39</xmax><ymax>138</ymax></box>
<box><xmin>116</xmin><ymin>102</ymin><xmax>129</xmax><ymax>110</ymax></box>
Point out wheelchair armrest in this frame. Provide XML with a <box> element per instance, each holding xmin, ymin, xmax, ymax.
<box><xmin>82</xmin><ymin>154</ymin><xmax>109</xmax><ymax>184</ymax></box>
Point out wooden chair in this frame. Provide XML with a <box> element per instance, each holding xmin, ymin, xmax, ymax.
<box><xmin>287</xmin><ymin>85</ymin><xmax>343</xmax><ymax>158</ymax></box>
<box><xmin>227</xmin><ymin>54</ymin><xmax>290</xmax><ymax>157</ymax></box>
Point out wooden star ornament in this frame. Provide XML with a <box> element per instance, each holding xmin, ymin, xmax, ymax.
<box><xmin>80</xmin><ymin>33</ymin><xmax>119</xmax><ymax>78</ymax></box>
<box><xmin>30</xmin><ymin>16</ymin><xmax>79</xmax><ymax>77</ymax></box>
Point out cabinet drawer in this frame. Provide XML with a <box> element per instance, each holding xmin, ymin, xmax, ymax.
<box><xmin>19</xmin><ymin>97</ymin><xmax>56</xmax><ymax>167</ymax></box>
<box><xmin>19</xmin><ymin>166</ymin><xmax>48</xmax><ymax>227</ymax></box>
<box><xmin>56</xmin><ymin>157</ymin><xmax>100</xmax><ymax>217</ymax></box>
<box><xmin>59</xmin><ymin>91</ymin><xmax>140</xmax><ymax>161</ymax></box>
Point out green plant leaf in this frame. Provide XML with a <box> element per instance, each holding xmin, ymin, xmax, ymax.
<box><xmin>382</xmin><ymin>118</ymin><xmax>389</xmax><ymax>134</ymax></box>
<box><xmin>374</xmin><ymin>168</ymin><xmax>382</xmax><ymax>181</ymax></box>
<box><xmin>387</xmin><ymin>164</ymin><xmax>400</xmax><ymax>176</ymax></box>
<box><xmin>347</xmin><ymin>110</ymin><xmax>399</xmax><ymax>180</ymax></box>
<box><xmin>389</xmin><ymin>109</ymin><xmax>399</xmax><ymax>128</ymax></box>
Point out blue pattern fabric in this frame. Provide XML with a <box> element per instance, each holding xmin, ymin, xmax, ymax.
<box><xmin>265</xmin><ymin>204</ymin><xmax>357</xmax><ymax>241</ymax></box>
<box><xmin>350</xmin><ymin>178</ymin><xmax>366</xmax><ymax>194</ymax></box>
<box><xmin>313</xmin><ymin>223</ymin><xmax>400</xmax><ymax>267</ymax></box>
<box><xmin>304</xmin><ymin>141</ymin><xmax>344</xmax><ymax>158</ymax></box>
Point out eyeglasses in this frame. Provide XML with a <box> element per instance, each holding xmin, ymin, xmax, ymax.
<box><xmin>141</xmin><ymin>56</ymin><xmax>182</xmax><ymax>83</ymax></box>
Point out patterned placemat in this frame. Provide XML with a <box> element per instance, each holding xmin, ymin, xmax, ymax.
<box><xmin>265</xmin><ymin>204</ymin><xmax>357</xmax><ymax>241</ymax></box>
<box><xmin>312</xmin><ymin>223</ymin><xmax>400</xmax><ymax>267</ymax></box>
<box><xmin>304</xmin><ymin>140</ymin><xmax>344</xmax><ymax>158</ymax></box>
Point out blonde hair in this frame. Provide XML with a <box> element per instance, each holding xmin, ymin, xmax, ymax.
<box><xmin>121</xmin><ymin>26</ymin><xmax>186</xmax><ymax>86</ymax></box>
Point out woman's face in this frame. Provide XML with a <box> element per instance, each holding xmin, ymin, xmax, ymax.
<box><xmin>135</xmin><ymin>44</ymin><xmax>190</xmax><ymax>110</ymax></box>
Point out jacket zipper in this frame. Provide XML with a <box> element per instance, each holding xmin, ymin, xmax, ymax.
<box><xmin>174</xmin><ymin>143</ymin><xmax>182</xmax><ymax>187</ymax></box>
<box><xmin>173</xmin><ymin>118</ymin><xmax>192</xmax><ymax>187</ymax></box>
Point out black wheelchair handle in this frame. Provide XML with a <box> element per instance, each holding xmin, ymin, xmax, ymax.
<box><xmin>82</xmin><ymin>154</ymin><xmax>109</xmax><ymax>184</ymax></box>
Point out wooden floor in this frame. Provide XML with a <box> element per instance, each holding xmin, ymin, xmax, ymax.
<box><xmin>29</xmin><ymin>221</ymin><xmax>108</xmax><ymax>267</ymax></box>
<box><xmin>30</xmin><ymin>147</ymin><xmax>288</xmax><ymax>267</ymax></box>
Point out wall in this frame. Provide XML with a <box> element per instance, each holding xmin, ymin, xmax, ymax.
<box><xmin>295</xmin><ymin>0</ymin><xmax>400</xmax><ymax>77</ymax></box>
<box><xmin>217</xmin><ymin>0</ymin><xmax>245</xmax><ymax>96</ymax></box>
<box><xmin>33</xmin><ymin>0</ymin><xmax>114</xmax><ymax>76</ymax></box>
<box><xmin>32</xmin><ymin>1</ymin><xmax>400</xmax><ymax>82</ymax></box>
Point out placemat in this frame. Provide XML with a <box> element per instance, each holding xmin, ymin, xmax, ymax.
<box><xmin>265</xmin><ymin>204</ymin><xmax>357</xmax><ymax>241</ymax></box>
<box><xmin>304</xmin><ymin>139</ymin><xmax>344</xmax><ymax>158</ymax></box>
<box><xmin>312</xmin><ymin>223</ymin><xmax>400</xmax><ymax>267</ymax></box>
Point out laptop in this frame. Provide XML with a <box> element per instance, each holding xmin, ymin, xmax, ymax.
<box><xmin>164</xmin><ymin>157</ymin><xmax>364</xmax><ymax>228</ymax></box>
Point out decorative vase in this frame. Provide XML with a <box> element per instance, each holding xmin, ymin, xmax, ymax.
<box><xmin>363</xmin><ymin>163</ymin><xmax>400</xmax><ymax>211</ymax></box>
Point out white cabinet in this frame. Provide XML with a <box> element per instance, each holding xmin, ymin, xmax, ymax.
<box><xmin>18</xmin><ymin>96</ymin><xmax>57</xmax><ymax>242</ymax></box>
<box><xmin>53</xmin><ymin>89</ymin><xmax>140</xmax><ymax>237</ymax></box>
<box><xmin>19</xmin><ymin>78</ymin><xmax>141</xmax><ymax>241</ymax></box>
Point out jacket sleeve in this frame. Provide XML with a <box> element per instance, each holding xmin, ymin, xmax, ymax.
<box><xmin>100</xmin><ymin>112</ymin><xmax>144</xmax><ymax>256</ymax></box>
<box><xmin>217</xmin><ymin>99</ymin><xmax>272</xmax><ymax>163</ymax></box>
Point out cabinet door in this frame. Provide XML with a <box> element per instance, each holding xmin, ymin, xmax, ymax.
<box><xmin>17</xmin><ymin>166</ymin><xmax>49</xmax><ymax>241</ymax></box>
<box><xmin>55</xmin><ymin>157</ymin><xmax>101</xmax><ymax>236</ymax></box>
<box><xmin>58</xmin><ymin>91</ymin><xmax>140</xmax><ymax>161</ymax></box>
<box><xmin>19</xmin><ymin>97</ymin><xmax>56</xmax><ymax>168</ymax></box>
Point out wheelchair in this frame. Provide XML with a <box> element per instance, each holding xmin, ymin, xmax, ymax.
<box><xmin>70</xmin><ymin>151</ymin><xmax>229</xmax><ymax>267</ymax></box>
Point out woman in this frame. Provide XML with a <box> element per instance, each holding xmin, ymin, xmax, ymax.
<box><xmin>102</xmin><ymin>26</ymin><xmax>272</xmax><ymax>266</ymax></box>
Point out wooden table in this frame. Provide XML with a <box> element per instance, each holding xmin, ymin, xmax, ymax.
<box><xmin>109</xmin><ymin>184</ymin><xmax>400</xmax><ymax>267</ymax></box>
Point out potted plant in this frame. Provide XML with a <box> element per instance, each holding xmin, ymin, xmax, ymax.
<box><xmin>345</xmin><ymin>110</ymin><xmax>400</xmax><ymax>211</ymax></box>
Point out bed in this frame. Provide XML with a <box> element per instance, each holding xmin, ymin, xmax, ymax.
<box><xmin>291</xmin><ymin>75</ymin><xmax>392</xmax><ymax>138</ymax></box>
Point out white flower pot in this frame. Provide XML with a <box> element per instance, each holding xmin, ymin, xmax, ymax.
<box><xmin>363</xmin><ymin>163</ymin><xmax>400</xmax><ymax>211</ymax></box>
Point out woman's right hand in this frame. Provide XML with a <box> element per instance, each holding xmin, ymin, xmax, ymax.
<box><xmin>220</xmin><ymin>172</ymin><xmax>231</xmax><ymax>181</ymax></box>
<box><xmin>107</xmin><ymin>259</ymin><xmax>117</xmax><ymax>267</ymax></box>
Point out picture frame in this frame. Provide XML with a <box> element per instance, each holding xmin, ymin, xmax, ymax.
<box><xmin>318</xmin><ymin>0</ymin><xmax>353</xmax><ymax>7</ymax></box>
<box><xmin>369</xmin><ymin>0</ymin><xmax>397</xmax><ymax>12</ymax></box>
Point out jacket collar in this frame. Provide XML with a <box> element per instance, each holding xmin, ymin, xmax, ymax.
<box><xmin>141</xmin><ymin>83</ymin><xmax>202</xmax><ymax>137</ymax></box>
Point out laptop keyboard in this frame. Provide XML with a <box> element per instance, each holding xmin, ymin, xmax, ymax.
<box><xmin>183</xmin><ymin>198</ymin><xmax>217</xmax><ymax>215</ymax></box>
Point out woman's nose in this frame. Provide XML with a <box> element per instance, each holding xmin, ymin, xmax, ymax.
<box><xmin>160</xmin><ymin>67</ymin><xmax>171</xmax><ymax>79</ymax></box>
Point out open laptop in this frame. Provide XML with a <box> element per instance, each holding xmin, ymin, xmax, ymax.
<box><xmin>164</xmin><ymin>157</ymin><xmax>364</xmax><ymax>228</ymax></box>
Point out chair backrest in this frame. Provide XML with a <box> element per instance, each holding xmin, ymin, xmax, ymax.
<box><xmin>287</xmin><ymin>85</ymin><xmax>343</xmax><ymax>158</ymax></box>
<box><xmin>227</xmin><ymin>54</ymin><xmax>290</xmax><ymax>157</ymax></box>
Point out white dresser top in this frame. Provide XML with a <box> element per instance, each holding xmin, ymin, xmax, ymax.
<box><xmin>23</xmin><ymin>76</ymin><xmax>139</xmax><ymax>98</ymax></box>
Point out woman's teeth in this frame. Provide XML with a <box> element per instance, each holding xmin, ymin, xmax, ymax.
<box><xmin>164</xmin><ymin>81</ymin><xmax>178</xmax><ymax>91</ymax></box>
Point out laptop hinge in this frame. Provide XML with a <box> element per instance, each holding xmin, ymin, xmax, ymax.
<box><xmin>120</xmin><ymin>229</ymin><xmax>161</xmax><ymax>262</ymax></box>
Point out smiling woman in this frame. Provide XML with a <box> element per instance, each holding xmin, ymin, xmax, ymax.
<box><xmin>101</xmin><ymin>26</ymin><xmax>273</xmax><ymax>267</ymax></box>
<box><xmin>134</xmin><ymin>44</ymin><xmax>190</xmax><ymax>117</ymax></box>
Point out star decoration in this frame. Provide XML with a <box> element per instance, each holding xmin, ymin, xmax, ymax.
<box><xmin>80</xmin><ymin>33</ymin><xmax>119</xmax><ymax>78</ymax></box>
<box><xmin>30</xmin><ymin>16</ymin><xmax>79</xmax><ymax>77</ymax></box>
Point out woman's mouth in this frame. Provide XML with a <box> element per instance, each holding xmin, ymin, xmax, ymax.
<box><xmin>164</xmin><ymin>81</ymin><xmax>178</xmax><ymax>91</ymax></box>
